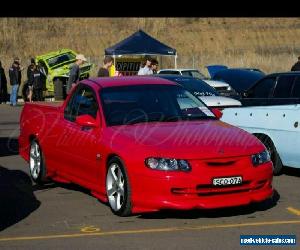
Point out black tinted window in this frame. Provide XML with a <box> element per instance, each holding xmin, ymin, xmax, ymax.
<box><xmin>64</xmin><ymin>86</ymin><xmax>98</xmax><ymax>122</ymax></box>
<box><xmin>251</xmin><ymin>77</ymin><xmax>276</xmax><ymax>98</ymax></box>
<box><xmin>273</xmin><ymin>75</ymin><xmax>295</xmax><ymax>98</ymax></box>
<box><xmin>291</xmin><ymin>76</ymin><xmax>300</xmax><ymax>98</ymax></box>
<box><xmin>159</xmin><ymin>71</ymin><xmax>180</xmax><ymax>75</ymax></box>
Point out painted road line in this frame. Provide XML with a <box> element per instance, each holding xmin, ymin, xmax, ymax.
<box><xmin>287</xmin><ymin>207</ymin><xmax>300</xmax><ymax>216</ymax></box>
<box><xmin>0</xmin><ymin>220</ymin><xmax>300</xmax><ymax>242</ymax></box>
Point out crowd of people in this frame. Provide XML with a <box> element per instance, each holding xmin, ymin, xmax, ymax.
<box><xmin>0</xmin><ymin>54</ymin><xmax>161</xmax><ymax>105</ymax></box>
<box><xmin>0</xmin><ymin>57</ymin><xmax>47</xmax><ymax>106</ymax></box>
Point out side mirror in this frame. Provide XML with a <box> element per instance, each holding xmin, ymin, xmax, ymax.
<box><xmin>75</xmin><ymin>114</ymin><xmax>99</xmax><ymax>128</ymax></box>
<box><xmin>211</xmin><ymin>108</ymin><xmax>223</xmax><ymax>119</ymax></box>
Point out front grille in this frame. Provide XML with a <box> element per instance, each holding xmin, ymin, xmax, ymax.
<box><xmin>170</xmin><ymin>180</ymin><xmax>268</xmax><ymax>196</ymax></box>
<box><xmin>196</xmin><ymin>180</ymin><xmax>267</xmax><ymax>196</ymax></box>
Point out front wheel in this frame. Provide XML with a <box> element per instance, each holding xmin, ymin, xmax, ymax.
<box><xmin>106</xmin><ymin>157</ymin><xmax>132</xmax><ymax>216</ymax></box>
<box><xmin>256</xmin><ymin>135</ymin><xmax>283</xmax><ymax>175</ymax></box>
<box><xmin>29</xmin><ymin>140</ymin><xmax>47</xmax><ymax>184</ymax></box>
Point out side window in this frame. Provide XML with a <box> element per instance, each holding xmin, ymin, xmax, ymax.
<box><xmin>64</xmin><ymin>85</ymin><xmax>98</xmax><ymax>122</ymax></box>
<box><xmin>273</xmin><ymin>75</ymin><xmax>295</xmax><ymax>98</ymax></box>
<box><xmin>181</xmin><ymin>71</ymin><xmax>192</xmax><ymax>77</ymax></box>
<box><xmin>251</xmin><ymin>77</ymin><xmax>276</xmax><ymax>98</ymax></box>
<box><xmin>291</xmin><ymin>76</ymin><xmax>300</xmax><ymax>98</ymax></box>
<box><xmin>159</xmin><ymin>71</ymin><xmax>180</xmax><ymax>75</ymax></box>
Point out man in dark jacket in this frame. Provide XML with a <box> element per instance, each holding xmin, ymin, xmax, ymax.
<box><xmin>66</xmin><ymin>54</ymin><xmax>87</xmax><ymax>95</ymax></box>
<box><xmin>0</xmin><ymin>61</ymin><xmax>8</xmax><ymax>104</ymax></box>
<box><xmin>9</xmin><ymin>57</ymin><xmax>22</xmax><ymax>106</ymax></box>
<box><xmin>29</xmin><ymin>64</ymin><xmax>44</xmax><ymax>101</ymax></box>
<box><xmin>291</xmin><ymin>56</ymin><xmax>300</xmax><ymax>71</ymax></box>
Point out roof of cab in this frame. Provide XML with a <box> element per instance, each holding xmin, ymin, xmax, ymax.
<box><xmin>86</xmin><ymin>76</ymin><xmax>179</xmax><ymax>88</ymax></box>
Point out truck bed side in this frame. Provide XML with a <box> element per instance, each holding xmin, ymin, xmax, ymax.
<box><xmin>19</xmin><ymin>102</ymin><xmax>63</xmax><ymax>162</ymax></box>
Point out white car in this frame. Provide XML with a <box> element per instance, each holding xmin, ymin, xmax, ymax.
<box><xmin>221</xmin><ymin>104</ymin><xmax>300</xmax><ymax>175</ymax></box>
<box><xmin>157</xmin><ymin>68</ymin><xmax>237</xmax><ymax>97</ymax></box>
<box><xmin>154</xmin><ymin>74</ymin><xmax>241</xmax><ymax>109</ymax></box>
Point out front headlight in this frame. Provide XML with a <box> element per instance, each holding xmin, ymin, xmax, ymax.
<box><xmin>145</xmin><ymin>157</ymin><xmax>191</xmax><ymax>172</ymax></box>
<box><xmin>227</xmin><ymin>85</ymin><xmax>232</xmax><ymax>91</ymax></box>
<box><xmin>251</xmin><ymin>150</ymin><xmax>271</xmax><ymax>166</ymax></box>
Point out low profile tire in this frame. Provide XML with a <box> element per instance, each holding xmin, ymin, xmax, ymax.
<box><xmin>106</xmin><ymin>157</ymin><xmax>132</xmax><ymax>216</ymax></box>
<box><xmin>256</xmin><ymin>135</ymin><xmax>283</xmax><ymax>175</ymax></box>
<box><xmin>29</xmin><ymin>140</ymin><xmax>47</xmax><ymax>184</ymax></box>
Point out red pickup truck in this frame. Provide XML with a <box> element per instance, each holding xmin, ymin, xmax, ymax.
<box><xmin>19</xmin><ymin>77</ymin><xmax>273</xmax><ymax>216</ymax></box>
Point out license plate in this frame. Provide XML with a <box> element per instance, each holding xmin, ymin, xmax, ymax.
<box><xmin>212</xmin><ymin>176</ymin><xmax>242</xmax><ymax>186</ymax></box>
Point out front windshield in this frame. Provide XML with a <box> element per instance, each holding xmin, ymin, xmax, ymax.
<box><xmin>181</xmin><ymin>70</ymin><xmax>206</xmax><ymax>79</ymax></box>
<box><xmin>100</xmin><ymin>85</ymin><xmax>216</xmax><ymax>126</ymax></box>
<box><xmin>46</xmin><ymin>52</ymin><xmax>76</xmax><ymax>68</ymax></box>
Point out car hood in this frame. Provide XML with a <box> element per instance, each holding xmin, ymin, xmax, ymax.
<box><xmin>202</xmin><ymin>79</ymin><xmax>229</xmax><ymax>88</ymax></box>
<box><xmin>199</xmin><ymin>96</ymin><xmax>242</xmax><ymax>107</ymax></box>
<box><xmin>107</xmin><ymin>120</ymin><xmax>264</xmax><ymax>160</ymax></box>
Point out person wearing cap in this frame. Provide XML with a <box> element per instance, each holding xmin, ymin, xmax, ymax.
<box><xmin>291</xmin><ymin>56</ymin><xmax>300</xmax><ymax>71</ymax></box>
<box><xmin>137</xmin><ymin>56</ymin><xmax>153</xmax><ymax>75</ymax></box>
<box><xmin>9</xmin><ymin>57</ymin><xmax>23</xmax><ymax>106</ymax></box>
<box><xmin>66</xmin><ymin>54</ymin><xmax>87</xmax><ymax>94</ymax></box>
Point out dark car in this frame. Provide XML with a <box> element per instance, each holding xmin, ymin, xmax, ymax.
<box><xmin>212</xmin><ymin>69</ymin><xmax>265</xmax><ymax>97</ymax></box>
<box><xmin>241</xmin><ymin>72</ymin><xmax>300</xmax><ymax>106</ymax></box>
<box><xmin>154</xmin><ymin>75</ymin><xmax>242</xmax><ymax>109</ymax></box>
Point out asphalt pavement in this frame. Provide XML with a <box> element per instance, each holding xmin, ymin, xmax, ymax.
<box><xmin>0</xmin><ymin>104</ymin><xmax>299</xmax><ymax>250</ymax></box>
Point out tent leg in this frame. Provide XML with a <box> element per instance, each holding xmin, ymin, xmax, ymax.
<box><xmin>174</xmin><ymin>54</ymin><xmax>177</xmax><ymax>69</ymax></box>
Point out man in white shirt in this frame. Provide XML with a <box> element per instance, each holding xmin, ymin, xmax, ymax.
<box><xmin>137</xmin><ymin>56</ymin><xmax>153</xmax><ymax>75</ymax></box>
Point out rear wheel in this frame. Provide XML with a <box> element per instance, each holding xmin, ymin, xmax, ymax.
<box><xmin>106</xmin><ymin>157</ymin><xmax>132</xmax><ymax>216</ymax></box>
<box><xmin>256</xmin><ymin>134</ymin><xmax>283</xmax><ymax>175</ymax></box>
<box><xmin>29</xmin><ymin>140</ymin><xmax>47</xmax><ymax>184</ymax></box>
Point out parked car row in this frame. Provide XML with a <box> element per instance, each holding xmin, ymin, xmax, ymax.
<box><xmin>159</xmin><ymin>67</ymin><xmax>300</xmax><ymax>107</ymax></box>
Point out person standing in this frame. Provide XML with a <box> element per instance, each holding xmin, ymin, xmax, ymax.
<box><xmin>9</xmin><ymin>57</ymin><xmax>22</xmax><ymax>106</ymax></box>
<box><xmin>97</xmin><ymin>56</ymin><xmax>113</xmax><ymax>77</ymax></box>
<box><xmin>291</xmin><ymin>56</ymin><xmax>300</xmax><ymax>71</ymax></box>
<box><xmin>66</xmin><ymin>54</ymin><xmax>87</xmax><ymax>94</ymax></box>
<box><xmin>26</xmin><ymin>58</ymin><xmax>35</xmax><ymax>102</ymax></box>
<box><xmin>137</xmin><ymin>56</ymin><xmax>153</xmax><ymax>75</ymax></box>
<box><xmin>29</xmin><ymin>64</ymin><xmax>44</xmax><ymax>101</ymax></box>
<box><xmin>38</xmin><ymin>61</ymin><xmax>47</xmax><ymax>101</ymax></box>
<box><xmin>0</xmin><ymin>60</ymin><xmax>8</xmax><ymax>104</ymax></box>
<box><xmin>150</xmin><ymin>58</ymin><xmax>159</xmax><ymax>74</ymax></box>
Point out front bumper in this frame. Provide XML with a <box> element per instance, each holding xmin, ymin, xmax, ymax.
<box><xmin>130</xmin><ymin>162</ymin><xmax>273</xmax><ymax>214</ymax></box>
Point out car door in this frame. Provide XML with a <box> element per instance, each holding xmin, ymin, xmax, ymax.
<box><xmin>271</xmin><ymin>75</ymin><xmax>297</xmax><ymax>105</ymax></box>
<box><xmin>243</xmin><ymin>77</ymin><xmax>277</xmax><ymax>106</ymax></box>
<box><xmin>57</xmin><ymin>84</ymin><xmax>102</xmax><ymax>187</ymax></box>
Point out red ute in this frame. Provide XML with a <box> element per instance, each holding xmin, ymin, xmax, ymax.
<box><xmin>19</xmin><ymin>77</ymin><xmax>273</xmax><ymax>216</ymax></box>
